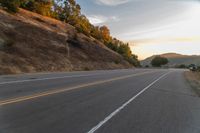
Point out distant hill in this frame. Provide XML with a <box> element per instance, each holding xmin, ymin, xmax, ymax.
<box><xmin>0</xmin><ymin>9</ymin><xmax>132</xmax><ymax>74</ymax></box>
<box><xmin>141</xmin><ymin>53</ymin><xmax>200</xmax><ymax>67</ymax></box>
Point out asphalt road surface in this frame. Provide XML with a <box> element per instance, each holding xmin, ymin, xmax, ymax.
<box><xmin>0</xmin><ymin>69</ymin><xmax>200</xmax><ymax>133</ymax></box>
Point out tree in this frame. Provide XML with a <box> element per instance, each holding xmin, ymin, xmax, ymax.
<box><xmin>53</xmin><ymin>0</ymin><xmax>92</xmax><ymax>35</ymax></box>
<box><xmin>91</xmin><ymin>26</ymin><xmax>102</xmax><ymax>40</ymax></box>
<box><xmin>105</xmin><ymin>40</ymin><xmax>140</xmax><ymax>67</ymax></box>
<box><xmin>75</xmin><ymin>15</ymin><xmax>92</xmax><ymax>36</ymax></box>
<box><xmin>151</xmin><ymin>56</ymin><xmax>169</xmax><ymax>67</ymax></box>
<box><xmin>118</xmin><ymin>43</ymin><xmax>132</xmax><ymax>58</ymax></box>
<box><xmin>127</xmin><ymin>54</ymin><xmax>141</xmax><ymax>66</ymax></box>
<box><xmin>54</xmin><ymin>0</ymin><xmax>80</xmax><ymax>23</ymax></box>
<box><xmin>99</xmin><ymin>26</ymin><xmax>111</xmax><ymax>43</ymax></box>
<box><xmin>21</xmin><ymin>0</ymin><xmax>53</xmax><ymax>16</ymax></box>
<box><xmin>106</xmin><ymin>42</ymin><xmax>119</xmax><ymax>52</ymax></box>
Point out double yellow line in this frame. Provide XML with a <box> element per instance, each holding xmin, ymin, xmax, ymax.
<box><xmin>0</xmin><ymin>71</ymin><xmax>156</xmax><ymax>106</ymax></box>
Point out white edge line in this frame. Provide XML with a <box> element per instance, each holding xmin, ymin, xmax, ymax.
<box><xmin>87</xmin><ymin>71</ymin><xmax>170</xmax><ymax>133</ymax></box>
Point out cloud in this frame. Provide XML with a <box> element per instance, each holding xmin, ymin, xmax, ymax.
<box><xmin>110</xmin><ymin>16</ymin><xmax>120</xmax><ymax>21</ymax></box>
<box><xmin>95</xmin><ymin>0</ymin><xmax>130</xmax><ymax>6</ymax></box>
<box><xmin>87</xmin><ymin>15</ymin><xmax>119</xmax><ymax>25</ymax></box>
<box><xmin>87</xmin><ymin>15</ymin><xmax>107</xmax><ymax>25</ymax></box>
<box><xmin>95</xmin><ymin>0</ymin><xmax>199</xmax><ymax>6</ymax></box>
<box><xmin>129</xmin><ymin>37</ymin><xmax>200</xmax><ymax>45</ymax></box>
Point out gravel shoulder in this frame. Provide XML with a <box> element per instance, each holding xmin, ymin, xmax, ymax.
<box><xmin>185</xmin><ymin>71</ymin><xmax>200</xmax><ymax>97</ymax></box>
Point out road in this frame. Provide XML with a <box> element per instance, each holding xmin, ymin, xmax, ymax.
<box><xmin>0</xmin><ymin>69</ymin><xmax>200</xmax><ymax>133</ymax></box>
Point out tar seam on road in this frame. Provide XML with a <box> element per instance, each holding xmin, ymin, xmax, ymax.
<box><xmin>0</xmin><ymin>70</ymin><xmax>144</xmax><ymax>85</ymax></box>
<box><xmin>0</xmin><ymin>73</ymin><xmax>108</xmax><ymax>85</ymax></box>
<box><xmin>87</xmin><ymin>71</ymin><xmax>171</xmax><ymax>133</ymax></box>
<box><xmin>0</xmin><ymin>71</ymin><xmax>156</xmax><ymax>106</ymax></box>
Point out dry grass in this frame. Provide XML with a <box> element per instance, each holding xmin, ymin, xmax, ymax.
<box><xmin>185</xmin><ymin>71</ymin><xmax>200</xmax><ymax>96</ymax></box>
<box><xmin>0</xmin><ymin>9</ymin><xmax>131</xmax><ymax>75</ymax></box>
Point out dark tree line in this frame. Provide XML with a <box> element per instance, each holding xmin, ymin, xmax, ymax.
<box><xmin>0</xmin><ymin>0</ymin><xmax>140</xmax><ymax>67</ymax></box>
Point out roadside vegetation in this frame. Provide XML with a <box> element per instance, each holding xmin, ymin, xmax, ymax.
<box><xmin>0</xmin><ymin>0</ymin><xmax>140</xmax><ymax>67</ymax></box>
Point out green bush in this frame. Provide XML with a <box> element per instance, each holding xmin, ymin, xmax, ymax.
<box><xmin>197</xmin><ymin>66</ymin><xmax>200</xmax><ymax>72</ymax></box>
<box><xmin>0</xmin><ymin>38</ymin><xmax>4</xmax><ymax>50</ymax></box>
<box><xmin>5</xmin><ymin>39</ymin><xmax>14</xmax><ymax>47</ymax></box>
<box><xmin>0</xmin><ymin>0</ymin><xmax>20</xmax><ymax>13</ymax></box>
<box><xmin>114</xmin><ymin>60</ymin><xmax>120</xmax><ymax>64</ymax></box>
<box><xmin>175</xmin><ymin>64</ymin><xmax>187</xmax><ymax>69</ymax></box>
<box><xmin>84</xmin><ymin>67</ymin><xmax>90</xmax><ymax>71</ymax></box>
<box><xmin>0</xmin><ymin>38</ymin><xmax>14</xmax><ymax>50</ymax></box>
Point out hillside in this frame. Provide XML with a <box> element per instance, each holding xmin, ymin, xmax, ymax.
<box><xmin>141</xmin><ymin>53</ymin><xmax>200</xmax><ymax>67</ymax></box>
<box><xmin>0</xmin><ymin>9</ymin><xmax>132</xmax><ymax>74</ymax></box>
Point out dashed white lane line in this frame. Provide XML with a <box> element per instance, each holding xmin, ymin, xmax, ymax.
<box><xmin>87</xmin><ymin>71</ymin><xmax>170</xmax><ymax>133</ymax></box>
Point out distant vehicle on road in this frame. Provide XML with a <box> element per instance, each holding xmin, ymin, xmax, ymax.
<box><xmin>189</xmin><ymin>64</ymin><xmax>197</xmax><ymax>71</ymax></box>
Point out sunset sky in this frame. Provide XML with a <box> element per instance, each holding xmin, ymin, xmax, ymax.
<box><xmin>76</xmin><ymin>0</ymin><xmax>200</xmax><ymax>60</ymax></box>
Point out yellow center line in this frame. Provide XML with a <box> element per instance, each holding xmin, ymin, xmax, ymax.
<box><xmin>0</xmin><ymin>71</ymin><xmax>157</xmax><ymax>106</ymax></box>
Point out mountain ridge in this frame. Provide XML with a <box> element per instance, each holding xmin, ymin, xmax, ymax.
<box><xmin>141</xmin><ymin>53</ymin><xmax>200</xmax><ymax>67</ymax></box>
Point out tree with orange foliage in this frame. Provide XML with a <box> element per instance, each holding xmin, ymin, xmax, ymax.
<box><xmin>100</xmin><ymin>26</ymin><xmax>111</xmax><ymax>43</ymax></box>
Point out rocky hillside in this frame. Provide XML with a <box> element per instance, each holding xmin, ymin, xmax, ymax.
<box><xmin>141</xmin><ymin>53</ymin><xmax>200</xmax><ymax>67</ymax></box>
<box><xmin>0</xmin><ymin>9</ymin><xmax>132</xmax><ymax>74</ymax></box>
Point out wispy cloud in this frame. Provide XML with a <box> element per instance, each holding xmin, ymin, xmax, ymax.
<box><xmin>87</xmin><ymin>15</ymin><xmax>107</xmax><ymax>25</ymax></box>
<box><xmin>87</xmin><ymin>15</ymin><xmax>119</xmax><ymax>25</ymax></box>
<box><xmin>95</xmin><ymin>0</ymin><xmax>130</xmax><ymax>6</ymax></box>
<box><xmin>129</xmin><ymin>37</ymin><xmax>200</xmax><ymax>45</ymax></box>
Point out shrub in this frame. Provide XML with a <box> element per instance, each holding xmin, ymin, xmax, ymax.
<box><xmin>0</xmin><ymin>0</ymin><xmax>20</xmax><ymax>13</ymax></box>
<box><xmin>197</xmin><ymin>66</ymin><xmax>200</xmax><ymax>72</ymax></box>
<box><xmin>0</xmin><ymin>38</ymin><xmax>4</xmax><ymax>49</ymax></box>
<box><xmin>5</xmin><ymin>38</ymin><xmax>14</xmax><ymax>47</ymax></box>
<box><xmin>84</xmin><ymin>67</ymin><xmax>90</xmax><ymax>71</ymax></box>
<box><xmin>114</xmin><ymin>60</ymin><xmax>120</xmax><ymax>64</ymax></box>
<box><xmin>0</xmin><ymin>37</ymin><xmax>14</xmax><ymax>50</ymax></box>
<box><xmin>175</xmin><ymin>64</ymin><xmax>187</xmax><ymax>69</ymax></box>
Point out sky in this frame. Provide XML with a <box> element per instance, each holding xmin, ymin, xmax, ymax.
<box><xmin>76</xmin><ymin>0</ymin><xmax>200</xmax><ymax>60</ymax></box>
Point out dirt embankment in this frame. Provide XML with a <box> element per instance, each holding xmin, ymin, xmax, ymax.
<box><xmin>0</xmin><ymin>9</ymin><xmax>132</xmax><ymax>75</ymax></box>
<box><xmin>185</xmin><ymin>71</ymin><xmax>200</xmax><ymax>96</ymax></box>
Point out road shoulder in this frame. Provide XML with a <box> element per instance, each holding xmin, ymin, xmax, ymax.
<box><xmin>184</xmin><ymin>71</ymin><xmax>200</xmax><ymax>97</ymax></box>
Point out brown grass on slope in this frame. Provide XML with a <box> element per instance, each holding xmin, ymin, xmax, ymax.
<box><xmin>0</xmin><ymin>9</ymin><xmax>132</xmax><ymax>74</ymax></box>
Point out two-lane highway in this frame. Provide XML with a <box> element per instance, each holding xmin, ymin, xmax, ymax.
<box><xmin>0</xmin><ymin>69</ymin><xmax>200</xmax><ymax>133</ymax></box>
